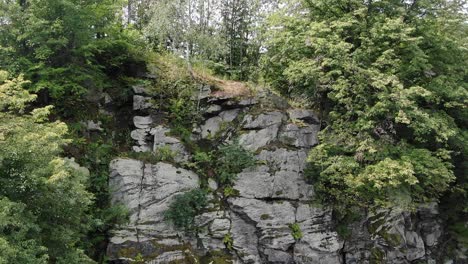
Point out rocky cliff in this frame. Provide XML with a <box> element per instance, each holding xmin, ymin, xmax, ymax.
<box><xmin>105</xmin><ymin>83</ymin><xmax>466</xmax><ymax>264</ymax></box>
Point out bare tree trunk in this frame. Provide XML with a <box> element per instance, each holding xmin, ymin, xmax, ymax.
<box><xmin>187</xmin><ymin>0</ymin><xmax>194</xmax><ymax>77</ymax></box>
<box><xmin>127</xmin><ymin>0</ymin><xmax>132</xmax><ymax>25</ymax></box>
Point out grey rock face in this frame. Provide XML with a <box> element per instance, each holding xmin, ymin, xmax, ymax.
<box><xmin>242</xmin><ymin>111</ymin><xmax>285</xmax><ymax>129</ymax></box>
<box><xmin>200</xmin><ymin>109</ymin><xmax>240</xmax><ymax>138</ymax></box>
<box><xmin>82</xmin><ymin>120</ymin><xmax>103</xmax><ymax>131</ymax></box>
<box><xmin>196</xmin><ymin>84</ymin><xmax>212</xmax><ymax>100</ymax></box>
<box><xmin>150</xmin><ymin>125</ymin><xmax>190</xmax><ymax>162</ymax></box>
<box><xmin>294</xmin><ymin>205</ymin><xmax>343</xmax><ymax>264</ymax></box>
<box><xmin>238</xmin><ymin>124</ymin><xmax>280</xmax><ymax>151</ymax></box>
<box><xmin>287</xmin><ymin>109</ymin><xmax>319</xmax><ymax>123</ymax></box>
<box><xmin>109</xmin><ymin>92</ymin><xmax>452</xmax><ymax>263</ymax></box>
<box><xmin>107</xmin><ymin>159</ymin><xmax>200</xmax><ymax>262</ymax></box>
<box><xmin>234</xmin><ymin>149</ymin><xmax>312</xmax><ymax>200</ymax></box>
<box><xmin>132</xmin><ymin>85</ymin><xmax>153</xmax><ymax>95</ymax></box>
<box><xmin>133</xmin><ymin>95</ymin><xmax>153</xmax><ymax>110</ymax></box>
<box><xmin>342</xmin><ymin>206</ymin><xmax>446</xmax><ymax>264</ymax></box>
<box><xmin>230</xmin><ymin>212</ymin><xmax>262</xmax><ymax>263</ymax></box>
<box><xmin>204</xmin><ymin>104</ymin><xmax>222</xmax><ymax>114</ymax></box>
<box><xmin>131</xmin><ymin>128</ymin><xmax>152</xmax><ymax>152</ymax></box>
<box><xmin>133</xmin><ymin>116</ymin><xmax>153</xmax><ymax>129</ymax></box>
<box><xmin>279</xmin><ymin>123</ymin><xmax>319</xmax><ymax>148</ymax></box>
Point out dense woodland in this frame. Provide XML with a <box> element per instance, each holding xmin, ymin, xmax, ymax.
<box><xmin>0</xmin><ymin>0</ymin><xmax>467</xmax><ymax>263</ymax></box>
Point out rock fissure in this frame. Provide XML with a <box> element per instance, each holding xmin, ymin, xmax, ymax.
<box><xmin>135</xmin><ymin>161</ymin><xmax>146</xmax><ymax>244</ymax></box>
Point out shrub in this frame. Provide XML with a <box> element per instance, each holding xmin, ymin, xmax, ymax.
<box><xmin>165</xmin><ymin>189</ymin><xmax>208</xmax><ymax>231</ymax></box>
<box><xmin>222</xmin><ymin>233</ymin><xmax>234</xmax><ymax>250</ymax></box>
<box><xmin>156</xmin><ymin>145</ymin><xmax>176</xmax><ymax>162</ymax></box>
<box><xmin>289</xmin><ymin>223</ymin><xmax>303</xmax><ymax>240</ymax></box>
<box><xmin>223</xmin><ymin>187</ymin><xmax>239</xmax><ymax>197</ymax></box>
<box><xmin>216</xmin><ymin>143</ymin><xmax>255</xmax><ymax>185</ymax></box>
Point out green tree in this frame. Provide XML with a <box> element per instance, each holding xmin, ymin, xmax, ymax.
<box><xmin>0</xmin><ymin>71</ymin><xmax>95</xmax><ymax>263</ymax></box>
<box><xmin>0</xmin><ymin>0</ymin><xmax>142</xmax><ymax>114</ymax></box>
<box><xmin>262</xmin><ymin>0</ymin><xmax>467</xmax><ymax>213</ymax></box>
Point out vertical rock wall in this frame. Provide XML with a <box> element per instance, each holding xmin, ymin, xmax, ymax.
<box><xmin>106</xmin><ymin>85</ymin><xmax>464</xmax><ymax>264</ymax></box>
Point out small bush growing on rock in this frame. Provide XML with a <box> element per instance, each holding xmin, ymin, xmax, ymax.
<box><xmin>223</xmin><ymin>233</ymin><xmax>234</xmax><ymax>250</ymax></box>
<box><xmin>193</xmin><ymin>151</ymin><xmax>214</xmax><ymax>171</ymax></box>
<box><xmin>156</xmin><ymin>145</ymin><xmax>176</xmax><ymax>162</ymax></box>
<box><xmin>165</xmin><ymin>189</ymin><xmax>208</xmax><ymax>231</ymax></box>
<box><xmin>289</xmin><ymin>223</ymin><xmax>303</xmax><ymax>240</ymax></box>
<box><xmin>133</xmin><ymin>253</ymin><xmax>145</xmax><ymax>263</ymax></box>
<box><xmin>216</xmin><ymin>143</ymin><xmax>255</xmax><ymax>185</ymax></box>
<box><xmin>223</xmin><ymin>187</ymin><xmax>239</xmax><ymax>197</ymax></box>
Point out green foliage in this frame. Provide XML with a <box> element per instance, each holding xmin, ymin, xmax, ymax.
<box><xmin>223</xmin><ymin>187</ymin><xmax>239</xmax><ymax>198</ymax></box>
<box><xmin>169</xmin><ymin>97</ymin><xmax>198</xmax><ymax>141</ymax></box>
<box><xmin>265</xmin><ymin>0</ymin><xmax>467</xmax><ymax>215</ymax></box>
<box><xmin>289</xmin><ymin>223</ymin><xmax>303</xmax><ymax>240</ymax></box>
<box><xmin>0</xmin><ymin>198</ymin><xmax>48</xmax><ymax>264</ymax></box>
<box><xmin>156</xmin><ymin>145</ymin><xmax>177</xmax><ymax>162</ymax></box>
<box><xmin>215</xmin><ymin>143</ymin><xmax>255</xmax><ymax>185</ymax></box>
<box><xmin>165</xmin><ymin>189</ymin><xmax>208</xmax><ymax>231</ymax></box>
<box><xmin>133</xmin><ymin>253</ymin><xmax>145</xmax><ymax>264</ymax></box>
<box><xmin>0</xmin><ymin>74</ymin><xmax>94</xmax><ymax>262</ymax></box>
<box><xmin>0</xmin><ymin>0</ymin><xmax>144</xmax><ymax>116</ymax></box>
<box><xmin>449</xmin><ymin>222</ymin><xmax>468</xmax><ymax>248</ymax></box>
<box><xmin>222</xmin><ymin>233</ymin><xmax>234</xmax><ymax>250</ymax></box>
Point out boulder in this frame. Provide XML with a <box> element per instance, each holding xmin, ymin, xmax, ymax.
<box><xmin>200</xmin><ymin>109</ymin><xmax>240</xmax><ymax>138</ymax></box>
<box><xmin>133</xmin><ymin>116</ymin><xmax>153</xmax><ymax>129</ymax></box>
<box><xmin>242</xmin><ymin>111</ymin><xmax>284</xmax><ymax>129</ymax></box>
<box><xmin>82</xmin><ymin>120</ymin><xmax>103</xmax><ymax>132</ymax></box>
<box><xmin>133</xmin><ymin>95</ymin><xmax>153</xmax><ymax>110</ymax></box>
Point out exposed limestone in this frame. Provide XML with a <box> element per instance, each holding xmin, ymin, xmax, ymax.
<box><xmin>196</xmin><ymin>84</ymin><xmax>212</xmax><ymax>100</ymax></box>
<box><xmin>150</xmin><ymin>125</ymin><xmax>190</xmax><ymax>162</ymax></box>
<box><xmin>287</xmin><ymin>109</ymin><xmax>319</xmax><ymax>123</ymax></box>
<box><xmin>343</xmin><ymin>208</ymin><xmax>437</xmax><ymax>264</ymax></box>
<box><xmin>108</xmin><ymin>91</ymin><xmax>453</xmax><ymax>263</ymax></box>
<box><xmin>82</xmin><ymin>120</ymin><xmax>103</xmax><ymax>132</ymax></box>
<box><xmin>238</xmin><ymin>124</ymin><xmax>280</xmax><ymax>151</ymax></box>
<box><xmin>204</xmin><ymin>104</ymin><xmax>222</xmax><ymax>115</ymax></box>
<box><xmin>234</xmin><ymin>149</ymin><xmax>312</xmax><ymax>200</ymax></box>
<box><xmin>230</xmin><ymin>212</ymin><xmax>262</xmax><ymax>263</ymax></box>
<box><xmin>133</xmin><ymin>116</ymin><xmax>153</xmax><ymax>129</ymax></box>
<box><xmin>107</xmin><ymin>159</ymin><xmax>200</xmax><ymax>262</ymax></box>
<box><xmin>130</xmin><ymin>128</ymin><xmax>152</xmax><ymax>152</ymax></box>
<box><xmin>294</xmin><ymin>204</ymin><xmax>343</xmax><ymax>263</ymax></box>
<box><xmin>133</xmin><ymin>95</ymin><xmax>153</xmax><ymax>110</ymax></box>
<box><xmin>200</xmin><ymin>109</ymin><xmax>240</xmax><ymax>138</ymax></box>
<box><xmin>279</xmin><ymin>123</ymin><xmax>319</xmax><ymax>148</ymax></box>
<box><xmin>132</xmin><ymin>84</ymin><xmax>153</xmax><ymax>95</ymax></box>
<box><xmin>242</xmin><ymin>111</ymin><xmax>285</xmax><ymax>129</ymax></box>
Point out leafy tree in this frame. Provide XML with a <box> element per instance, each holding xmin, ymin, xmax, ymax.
<box><xmin>0</xmin><ymin>71</ymin><xmax>95</xmax><ymax>263</ymax></box>
<box><xmin>0</xmin><ymin>198</ymin><xmax>48</xmax><ymax>264</ymax></box>
<box><xmin>0</xmin><ymin>0</ymin><xmax>143</xmax><ymax>115</ymax></box>
<box><xmin>262</xmin><ymin>0</ymin><xmax>467</xmax><ymax>214</ymax></box>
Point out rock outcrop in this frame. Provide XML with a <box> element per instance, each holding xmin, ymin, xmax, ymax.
<box><xmin>106</xmin><ymin>85</ymin><xmax>465</xmax><ymax>264</ymax></box>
